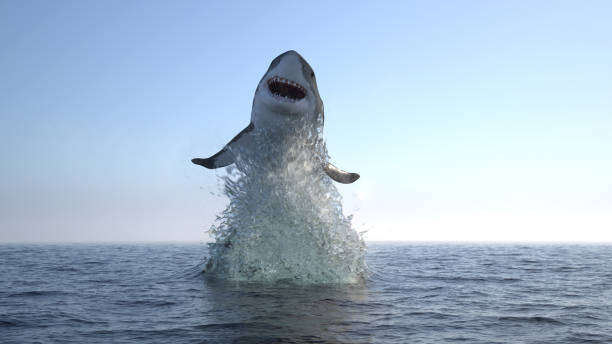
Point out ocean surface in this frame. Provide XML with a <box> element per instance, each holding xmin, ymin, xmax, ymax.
<box><xmin>1</xmin><ymin>243</ymin><xmax>611</xmax><ymax>343</ymax></box>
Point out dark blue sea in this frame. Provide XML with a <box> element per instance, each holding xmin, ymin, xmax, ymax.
<box><xmin>1</xmin><ymin>243</ymin><xmax>611</xmax><ymax>343</ymax></box>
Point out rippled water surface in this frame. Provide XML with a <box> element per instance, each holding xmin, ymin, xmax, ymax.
<box><xmin>1</xmin><ymin>243</ymin><xmax>611</xmax><ymax>343</ymax></box>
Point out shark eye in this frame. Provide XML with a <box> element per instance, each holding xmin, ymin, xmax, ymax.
<box><xmin>310</xmin><ymin>72</ymin><xmax>315</xmax><ymax>77</ymax></box>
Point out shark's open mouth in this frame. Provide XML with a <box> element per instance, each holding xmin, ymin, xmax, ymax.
<box><xmin>268</xmin><ymin>76</ymin><xmax>306</xmax><ymax>101</ymax></box>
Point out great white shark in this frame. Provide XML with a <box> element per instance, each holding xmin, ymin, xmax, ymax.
<box><xmin>192</xmin><ymin>50</ymin><xmax>359</xmax><ymax>184</ymax></box>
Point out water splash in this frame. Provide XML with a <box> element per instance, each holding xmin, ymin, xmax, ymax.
<box><xmin>205</xmin><ymin>118</ymin><xmax>366</xmax><ymax>283</ymax></box>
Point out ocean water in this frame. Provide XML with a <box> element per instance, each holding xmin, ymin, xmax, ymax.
<box><xmin>1</xmin><ymin>243</ymin><xmax>611</xmax><ymax>343</ymax></box>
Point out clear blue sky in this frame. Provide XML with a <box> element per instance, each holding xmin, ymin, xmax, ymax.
<box><xmin>1</xmin><ymin>1</ymin><xmax>610</xmax><ymax>242</ymax></box>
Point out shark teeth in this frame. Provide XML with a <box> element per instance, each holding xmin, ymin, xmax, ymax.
<box><xmin>267</xmin><ymin>76</ymin><xmax>306</xmax><ymax>101</ymax></box>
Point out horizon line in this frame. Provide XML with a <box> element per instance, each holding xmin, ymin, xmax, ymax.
<box><xmin>1</xmin><ymin>239</ymin><xmax>611</xmax><ymax>245</ymax></box>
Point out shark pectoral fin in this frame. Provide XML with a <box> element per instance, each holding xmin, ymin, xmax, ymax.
<box><xmin>323</xmin><ymin>163</ymin><xmax>360</xmax><ymax>184</ymax></box>
<box><xmin>191</xmin><ymin>149</ymin><xmax>232</xmax><ymax>169</ymax></box>
<box><xmin>191</xmin><ymin>122</ymin><xmax>255</xmax><ymax>169</ymax></box>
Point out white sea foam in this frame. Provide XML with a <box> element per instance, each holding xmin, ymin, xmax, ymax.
<box><xmin>205</xmin><ymin>118</ymin><xmax>366</xmax><ymax>283</ymax></box>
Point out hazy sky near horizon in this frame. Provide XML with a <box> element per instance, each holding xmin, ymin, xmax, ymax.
<box><xmin>1</xmin><ymin>1</ymin><xmax>611</xmax><ymax>243</ymax></box>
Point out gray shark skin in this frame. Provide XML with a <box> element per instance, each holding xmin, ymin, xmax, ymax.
<box><xmin>192</xmin><ymin>50</ymin><xmax>359</xmax><ymax>184</ymax></box>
